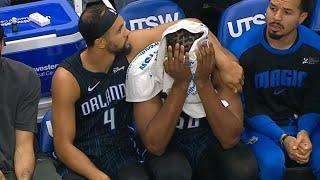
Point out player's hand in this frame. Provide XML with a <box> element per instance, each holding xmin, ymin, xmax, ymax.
<box><xmin>164</xmin><ymin>43</ymin><xmax>191</xmax><ymax>86</ymax></box>
<box><xmin>218</xmin><ymin>57</ymin><xmax>244</xmax><ymax>93</ymax></box>
<box><xmin>195</xmin><ymin>42</ymin><xmax>215</xmax><ymax>88</ymax></box>
<box><xmin>294</xmin><ymin>130</ymin><xmax>312</xmax><ymax>164</ymax></box>
<box><xmin>0</xmin><ymin>170</ymin><xmax>6</xmax><ymax>180</ymax></box>
<box><xmin>283</xmin><ymin>136</ymin><xmax>300</xmax><ymax>162</ymax></box>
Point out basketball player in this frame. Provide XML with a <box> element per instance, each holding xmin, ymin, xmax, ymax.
<box><xmin>126</xmin><ymin>20</ymin><xmax>258</xmax><ymax>180</ymax></box>
<box><xmin>52</xmin><ymin>2</ymin><xmax>245</xmax><ymax>180</ymax></box>
<box><xmin>229</xmin><ymin>0</ymin><xmax>320</xmax><ymax>179</ymax></box>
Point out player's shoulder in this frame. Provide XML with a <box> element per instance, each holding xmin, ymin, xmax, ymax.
<box><xmin>299</xmin><ymin>25</ymin><xmax>320</xmax><ymax>51</ymax></box>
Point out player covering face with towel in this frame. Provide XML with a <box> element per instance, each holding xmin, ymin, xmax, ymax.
<box><xmin>125</xmin><ymin>20</ymin><xmax>258</xmax><ymax>180</ymax></box>
<box><xmin>52</xmin><ymin>2</ymin><xmax>248</xmax><ymax>180</ymax></box>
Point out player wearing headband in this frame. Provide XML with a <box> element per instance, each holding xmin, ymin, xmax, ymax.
<box><xmin>52</xmin><ymin>4</ymin><xmax>148</xmax><ymax>180</ymax></box>
<box><xmin>52</xmin><ymin>2</ymin><xmax>246</xmax><ymax>180</ymax></box>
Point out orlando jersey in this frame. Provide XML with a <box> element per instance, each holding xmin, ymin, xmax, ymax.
<box><xmin>229</xmin><ymin>25</ymin><xmax>320</xmax><ymax>124</ymax></box>
<box><xmin>59</xmin><ymin>52</ymin><xmax>134</xmax><ymax>157</ymax></box>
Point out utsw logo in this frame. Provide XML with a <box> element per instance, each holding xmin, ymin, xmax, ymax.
<box><xmin>227</xmin><ymin>14</ymin><xmax>266</xmax><ymax>38</ymax></box>
<box><xmin>129</xmin><ymin>12</ymin><xmax>179</xmax><ymax>31</ymax></box>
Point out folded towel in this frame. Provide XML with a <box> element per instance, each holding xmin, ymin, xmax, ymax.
<box><xmin>153</xmin><ymin>20</ymin><xmax>209</xmax><ymax>118</ymax></box>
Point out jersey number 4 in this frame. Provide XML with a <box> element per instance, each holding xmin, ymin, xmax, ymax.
<box><xmin>104</xmin><ymin>108</ymin><xmax>115</xmax><ymax>130</ymax></box>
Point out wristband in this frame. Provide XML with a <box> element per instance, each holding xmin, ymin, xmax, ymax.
<box><xmin>280</xmin><ymin>134</ymin><xmax>289</xmax><ymax>145</ymax></box>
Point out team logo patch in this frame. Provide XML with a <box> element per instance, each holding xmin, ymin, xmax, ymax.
<box><xmin>88</xmin><ymin>81</ymin><xmax>101</xmax><ymax>92</ymax></box>
<box><xmin>246</xmin><ymin>136</ymin><xmax>259</xmax><ymax>145</ymax></box>
<box><xmin>113</xmin><ymin>66</ymin><xmax>125</xmax><ymax>73</ymax></box>
<box><xmin>302</xmin><ymin>57</ymin><xmax>320</xmax><ymax>65</ymax></box>
<box><xmin>273</xmin><ymin>88</ymin><xmax>286</xmax><ymax>96</ymax></box>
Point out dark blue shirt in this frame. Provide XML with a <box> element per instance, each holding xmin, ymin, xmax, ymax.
<box><xmin>229</xmin><ymin>25</ymin><xmax>320</xmax><ymax>123</ymax></box>
<box><xmin>59</xmin><ymin>52</ymin><xmax>134</xmax><ymax>158</ymax></box>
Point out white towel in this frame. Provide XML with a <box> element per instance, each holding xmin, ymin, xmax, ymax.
<box><xmin>126</xmin><ymin>20</ymin><xmax>229</xmax><ymax>118</ymax></box>
<box><xmin>126</xmin><ymin>42</ymin><xmax>162</xmax><ymax>102</ymax></box>
<box><xmin>152</xmin><ymin>20</ymin><xmax>209</xmax><ymax>118</ymax></box>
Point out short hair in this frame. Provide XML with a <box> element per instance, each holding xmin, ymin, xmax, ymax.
<box><xmin>299</xmin><ymin>0</ymin><xmax>314</xmax><ymax>13</ymax></box>
<box><xmin>0</xmin><ymin>25</ymin><xmax>4</xmax><ymax>41</ymax></box>
<box><xmin>166</xmin><ymin>29</ymin><xmax>203</xmax><ymax>52</ymax></box>
<box><xmin>78</xmin><ymin>2</ymin><xmax>108</xmax><ymax>47</ymax></box>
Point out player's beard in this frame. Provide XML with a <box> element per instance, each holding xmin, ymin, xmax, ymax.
<box><xmin>268</xmin><ymin>27</ymin><xmax>297</xmax><ymax>41</ymax></box>
<box><xmin>268</xmin><ymin>31</ymin><xmax>283</xmax><ymax>40</ymax></box>
<box><xmin>108</xmin><ymin>39</ymin><xmax>132</xmax><ymax>56</ymax></box>
<box><xmin>118</xmin><ymin>42</ymin><xmax>132</xmax><ymax>56</ymax></box>
<box><xmin>267</xmin><ymin>22</ymin><xmax>285</xmax><ymax>40</ymax></box>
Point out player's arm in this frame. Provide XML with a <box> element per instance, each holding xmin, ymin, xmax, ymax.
<box><xmin>294</xmin><ymin>113</ymin><xmax>319</xmax><ymax>163</ymax></box>
<box><xmin>134</xmin><ymin>45</ymin><xmax>190</xmax><ymax>156</ymax></box>
<box><xmin>298</xmin><ymin>113</ymin><xmax>320</xmax><ymax>135</ymax></box>
<box><xmin>14</xmin><ymin>70</ymin><xmax>40</xmax><ymax>180</ymax></box>
<box><xmin>127</xmin><ymin>20</ymin><xmax>243</xmax><ymax>92</ymax></box>
<box><xmin>14</xmin><ymin>130</ymin><xmax>35</xmax><ymax>180</ymax></box>
<box><xmin>126</xmin><ymin>18</ymin><xmax>201</xmax><ymax>61</ymax></box>
<box><xmin>207</xmin><ymin>75</ymin><xmax>243</xmax><ymax>149</ymax></box>
<box><xmin>299</xmin><ymin>70</ymin><xmax>320</xmax><ymax>134</ymax></box>
<box><xmin>242</xmin><ymin>78</ymin><xmax>285</xmax><ymax>142</ymax></box>
<box><xmin>246</xmin><ymin>115</ymin><xmax>286</xmax><ymax>143</ymax></box>
<box><xmin>195</xmin><ymin>43</ymin><xmax>243</xmax><ymax>149</ymax></box>
<box><xmin>294</xmin><ymin>70</ymin><xmax>320</xmax><ymax>162</ymax></box>
<box><xmin>52</xmin><ymin>68</ymin><xmax>110</xmax><ymax>180</ymax></box>
<box><xmin>208</xmin><ymin>31</ymin><xmax>244</xmax><ymax>93</ymax></box>
<box><xmin>0</xmin><ymin>170</ymin><xmax>5</xmax><ymax>180</ymax></box>
<box><xmin>134</xmin><ymin>90</ymin><xmax>186</xmax><ymax>156</ymax></box>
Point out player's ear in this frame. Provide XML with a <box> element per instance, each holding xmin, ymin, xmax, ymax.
<box><xmin>298</xmin><ymin>12</ymin><xmax>308</xmax><ymax>24</ymax></box>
